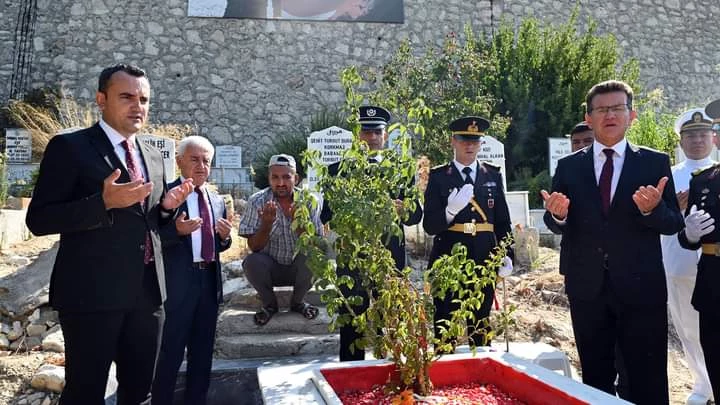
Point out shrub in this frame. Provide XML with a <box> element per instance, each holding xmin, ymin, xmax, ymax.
<box><xmin>251</xmin><ymin>107</ymin><xmax>347</xmax><ymax>189</ymax></box>
<box><xmin>355</xmin><ymin>10</ymin><xmax>638</xmax><ymax>185</ymax></box>
<box><xmin>626</xmin><ymin>89</ymin><xmax>679</xmax><ymax>160</ymax></box>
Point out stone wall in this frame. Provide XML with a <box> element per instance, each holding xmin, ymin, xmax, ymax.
<box><xmin>1</xmin><ymin>0</ymin><xmax>719</xmax><ymax>164</ymax></box>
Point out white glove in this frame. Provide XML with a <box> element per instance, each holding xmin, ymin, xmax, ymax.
<box><xmin>685</xmin><ymin>205</ymin><xmax>715</xmax><ymax>243</ymax></box>
<box><xmin>446</xmin><ymin>184</ymin><xmax>474</xmax><ymax>216</ymax></box>
<box><xmin>498</xmin><ymin>256</ymin><xmax>513</xmax><ymax>277</ymax></box>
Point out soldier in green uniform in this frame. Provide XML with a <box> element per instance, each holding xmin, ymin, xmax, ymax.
<box><xmin>423</xmin><ymin>116</ymin><xmax>514</xmax><ymax>348</ymax></box>
<box><xmin>678</xmin><ymin>99</ymin><xmax>720</xmax><ymax>403</ymax></box>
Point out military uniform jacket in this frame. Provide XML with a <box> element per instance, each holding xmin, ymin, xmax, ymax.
<box><xmin>320</xmin><ymin>159</ymin><xmax>422</xmax><ymax>269</ymax></box>
<box><xmin>679</xmin><ymin>163</ymin><xmax>720</xmax><ymax>312</ymax></box>
<box><xmin>423</xmin><ymin>161</ymin><xmax>513</xmax><ymax>267</ymax></box>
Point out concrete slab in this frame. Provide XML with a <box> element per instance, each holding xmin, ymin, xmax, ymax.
<box><xmin>217</xmin><ymin>309</ymin><xmax>333</xmax><ymax>336</ymax></box>
<box><xmin>0</xmin><ymin>208</ymin><xmax>32</xmax><ymax>251</ymax></box>
<box><xmin>215</xmin><ymin>333</ymin><xmax>339</xmax><ymax>359</ymax></box>
<box><xmin>224</xmin><ymin>287</ymin><xmax>324</xmax><ymax>311</ymax></box>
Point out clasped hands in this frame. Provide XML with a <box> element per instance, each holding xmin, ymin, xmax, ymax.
<box><xmin>540</xmin><ymin>177</ymin><xmax>669</xmax><ymax>220</ymax></box>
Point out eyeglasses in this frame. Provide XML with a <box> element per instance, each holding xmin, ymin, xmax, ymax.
<box><xmin>590</xmin><ymin>104</ymin><xmax>629</xmax><ymax>115</ymax></box>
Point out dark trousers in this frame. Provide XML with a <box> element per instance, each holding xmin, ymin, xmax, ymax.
<box><xmin>433</xmin><ymin>282</ymin><xmax>494</xmax><ymax>348</ymax></box>
<box><xmin>568</xmin><ymin>275</ymin><xmax>668</xmax><ymax>405</ymax></box>
<box><xmin>614</xmin><ymin>344</ymin><xmax>631</xmax><ymax>400</ymax></box>
<box><xmin>700</xmin><ymin>310</ymin><xmax>720</xmax><ymax>402</ymax></box>
<box><xmin>59</xmin><ymin>264</ymin><xmax>164</xmax><ymax>405</ymax></box>
<box><xmin>338</xmin><ymin>267</ymin><xmax>370</xmax><ymax>361</ymax></box>
<box><xmin>152</xmin><ymin>264</ymin><xmax>219</xmax><ymax>405</ymax></box>
<box><xmin>243</xmin><ymin>252</ymin><xmax>312</xmax><ymax>309</ymax></box>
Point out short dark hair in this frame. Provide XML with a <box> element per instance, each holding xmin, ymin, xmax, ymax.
<box><xmin>585</xmin><ymin>80</ymin><xmax>634</xmax><ymax>113</ymax></box>
<box><xmin>98</xmin><ymin>64</ymin><xmax>146</xmax><ymax>93</ymax></box>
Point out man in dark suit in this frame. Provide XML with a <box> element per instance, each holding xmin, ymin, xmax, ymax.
<box><xmin>423</xmin><ymin>116</ymin><xmax>514</xmax><ymax>349</ymax></box>
<box><xmin>541</xmin><ymin>80</ymin><xmax>684</xmax><ymax>405</ymax></box>
<box><xmin>320</xmin><ymin>105</ymin><xmax>422</xmax><ymax>361</ymax></box>
<box><xmin>152</xmin><ymin>136</ymin><xmax>233</xmax><ymax>404</ymax></box>
<box><xmin>568</xmin><ymin>121</ymin><xmax>595</xmax><ymax>152</ymax></box>
<box><xmin>25</xmin><ymin>64</ymin><xmax>194</xmax><ymax>405</ymax></box>
<box><xmin>678</xmin><ymin>98</ymin><xmax>720</xmax><ymax>403</ymax></box>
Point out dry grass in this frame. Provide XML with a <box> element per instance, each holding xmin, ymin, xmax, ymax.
<box><xmin>5</xmin><ymin>98</ymin><xmax>96</xmax><ymax>160</ymax></box>
<box><xmin>145</xmin><ymin>123</ymin><xmax>195</xmax><ymax>142</ymax></box>
<box><xmin>5</xmin><ymin>96</ymin><xmax>194</xmax><ymax>161</ymax></box>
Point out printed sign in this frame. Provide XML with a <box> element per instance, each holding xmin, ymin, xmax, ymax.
<box><xmin>188</xmin><ymin>0</ymin><xmax>404</xmax><ymax>23</ymax></box>
<box><xmin>140</xmin><ymin>135</ymin><xmax>176</xmax><ymax>176</ymax></box>
<box><xmin>5</xmin><ymin>128</ymin><xmax>32</xmax><ymax>163</ymax></box>
<box><xmin>215</xmin><ymin>145</ymin><xmax>243</xmax><ymax>168</ymax></box>
<box><xmin>306</xmin><ymin>126</ymin><xmax>352</xmax><ymax>189</ymax></box>
<box><xmin>548</xmin><ymin>137</ymin><xmax>572</xmax><ymax>177</ymax></box>
<box><xmin>475</xmin><ymin>135</ymin><xmax>506</xmax><ymax>190</ymax></box>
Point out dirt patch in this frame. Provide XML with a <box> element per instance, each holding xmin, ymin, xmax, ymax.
<box><xmin>0</xmin><ymin>352</ymin><xmax>49</xmax><ymax>405</ymax></box>
<box><xmin>501</xmin><ymin>247</ymin><xmax>694</xmax><ymax>405</ymax></box>
<box><xmin>0</xmin><ymin>235</ymin><xmax>58</xmax><ymax>279</ymax></box>
<box><xmin>0</xmin><ymin>237</ymin><xmax>699</xmax><ymax>404</ymax></box>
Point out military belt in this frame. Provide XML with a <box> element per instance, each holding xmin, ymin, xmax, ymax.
<box><xmin>701</xmin><ymin>243</ymin><xmax>720</xmax><ymax>256</ymax></box>
<box><xmin>448</xmin><ymin>223</ymin><xmax>494</xmax><ymax>236</ymax></box>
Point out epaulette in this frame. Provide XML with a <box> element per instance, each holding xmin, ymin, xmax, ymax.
<box><xmin>692</xmin><ymin>162</ymin><xmax>720</xmax><ymax>177</ymax></box>
<box><xmin>430</xmin><ymin>163</ymin><xmax>450</xmax><ymax>173</ymax></box>
<box><xmin>481</xmin><ymin>161</ymin><xmax>501</xmax><ymax>171</ymax></box>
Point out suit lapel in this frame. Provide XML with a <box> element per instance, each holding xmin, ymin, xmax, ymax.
<box><xmin>137</xmin><ymin>138</ymin><xmax>164</xmax><ymax>213</ymax></box>
<box><xmin>582</xmin><ymin>146</ymin><xmax>603</xmax><ymax>213</ymax></box>
<box><xmin>448</xmin><ymin>162</ymin><xmax>466</xmax><ymax>188</ymax></box>
<box><xmin>87</xmin><ymin>123</ymin><xmax>131</xmax><ymax>182</ymax></box>
<box><xmin>87</xmin><ymin>124</ymin><xmax>143</xmax><ymax>216</ymax></box>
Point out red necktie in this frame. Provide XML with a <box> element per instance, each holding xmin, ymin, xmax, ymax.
<box><xmin>121</xmin><ymin>140</ymin><xmax>153</xmax><ymax>264</ymax></box>
<box><xmin>196</xmin><ymin>186</ymin><xmax>215</xmax><ymax>263</ymax></box>
<box><xmin>599</xmin><ymin>148</ymin><xmax>614</xmax><ymax>216</ymax></box>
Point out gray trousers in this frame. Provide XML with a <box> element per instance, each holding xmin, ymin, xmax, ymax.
<box><xmin>243</xmin><ymin>252</ymin><xmax>312</xmax><ymax>309</ymax></box>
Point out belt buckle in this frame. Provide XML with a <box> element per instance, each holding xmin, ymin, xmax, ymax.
<box><xmin>715</xmin><ymin>243</ymin><xmax>720</xmax><ymax>257</ymax></box>
<box><xmin>463</xmin><ymin>222</ymin><xmax>477</xmax><ymax>236</ymax></box>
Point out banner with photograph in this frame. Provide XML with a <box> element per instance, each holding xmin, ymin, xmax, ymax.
<box><xmin>188</xmin><ymin>0</ymin><xmax>404</xmax><ymax>23</ymax></box>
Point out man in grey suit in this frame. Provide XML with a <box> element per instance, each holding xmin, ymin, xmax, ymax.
<box><xmin>152</xmin><ymin>136</ymin><xmax>233</xmax><ymax>405</ymax></box>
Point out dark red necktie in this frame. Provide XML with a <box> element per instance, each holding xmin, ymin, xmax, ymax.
<box><xmin>121</xmin><ymin>140</ymin><xmax>153</xmax><ymax>264</ymax></box>
<box><xmin>196</xmin><ymin>186</ymin><xmax>215</xmax><ymax>263</ymax></box>
<box><xmin>599</xmin><ymin>148</ymin><xmax>614</xmax><ymax>216</ymax></box>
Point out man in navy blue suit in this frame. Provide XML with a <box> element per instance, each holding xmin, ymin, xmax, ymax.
<box><xmin>541</xmin><ymin>80</ymin><xmax>683</xmax><ymax>405</ymax></box>
<box><xmin>152</xmin><ymin>136</ymin><xmax>233</xmax><ymax>405</ymax></box>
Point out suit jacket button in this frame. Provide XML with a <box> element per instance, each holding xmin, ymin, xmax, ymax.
<box><xmin>140</xmin><ymin>244</ymin><xmax>145</xmax><ymax>251</ymax></box>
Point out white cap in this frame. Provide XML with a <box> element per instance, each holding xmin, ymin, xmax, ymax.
<box><xmin>673</xmin><ymin>108</ymin><xmax>713</xmax><ymax>135</ymax></box>
<box><xmin>268</xmin><ymin>154</ymin><xmax>296</xmax><ymax>170</ymax></box>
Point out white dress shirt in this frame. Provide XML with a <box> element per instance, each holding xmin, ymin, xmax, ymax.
<box><xmin>553</xmin><ymin>138</ymin><xmax>627</xmax><ymax>224</ymax></box>
<box><xmin>453</xmin><ymin>159</ymin><xmax>476</xmax><ymax>183</ymax></box>
<box><xmin>100</xmin><ymin>118</ymin><xmax>149</xmax><ymax>181</ymax></box>
<box><xmin>660</xmin><ymin>157</ymin><xmax>714</xmax><ymax>278</ymax></box>
<box><xmin>593</xmin><ymin>138</ymin><xmax>627</xmax><ymax>202</ymax></box>
<box><xmin>182</xmin><ymin>178</ymin><xmax>216</xmax><ymax>263</ymax></box>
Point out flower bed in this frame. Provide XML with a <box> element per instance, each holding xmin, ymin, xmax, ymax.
<box><xmin>318</xmin><ymin>356</ymin><xmax>589</xmax><ymax>405</ymax></box>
